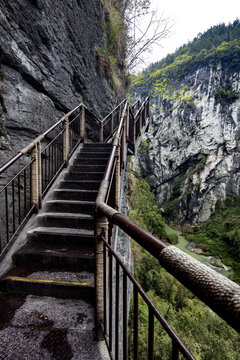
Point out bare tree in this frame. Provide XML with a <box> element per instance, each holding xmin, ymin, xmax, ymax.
<box><xmin>123</xmin><ymin>0</ymin><xmax>172</xmax><ymax>71</ymax></box>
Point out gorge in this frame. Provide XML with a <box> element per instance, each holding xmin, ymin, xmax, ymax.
<box><xmin>131</xmin><ymin>20</ymin><xmax>240</xmax><ymax>282</ymax></box>
<box><xmin>138</xmin><ymin>64</ymin><xmax>240</xmax><ymax>225</ymax></box>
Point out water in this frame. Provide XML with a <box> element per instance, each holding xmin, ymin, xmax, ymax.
<box><xmin>164</xmin><ymin>223</ymin><xmax>233</xmax><ymax>278</ymax></box>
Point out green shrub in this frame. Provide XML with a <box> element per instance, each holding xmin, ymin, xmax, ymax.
<box><xmin>193</xmin><ymin>196</ymin><xmax>240</xmax><ymax>283</ymax></box>
<box><xmin>215</xmin><ymin>86</ymin><xmax>240</xmax><ymax>105</ymax></box>
<box><xmin>128</xmin><ymin>178</ymin><xmax>240</xmax><ymax>358</ymax></box>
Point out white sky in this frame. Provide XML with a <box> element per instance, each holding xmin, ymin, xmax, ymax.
<box><xmin>138</xmin><ymin>0</ymin><xmax>240</xmax><ymax>71</ymax></box>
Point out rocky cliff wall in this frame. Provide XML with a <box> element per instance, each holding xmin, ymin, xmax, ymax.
<box><xmin>0</xmin><ymin>0</ymin><xmax>123</xmax><ymax>163</ymax></box>
<box><xmin>139</xmin><ymin>65</ymin><xmax>240</xmax><ymax>224</ymax></box>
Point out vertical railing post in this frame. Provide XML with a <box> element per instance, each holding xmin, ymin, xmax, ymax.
<box><xmin>133</xmin><ymin>114</ymin><xmax>136</xmax><ymax>146</ymax></box>
<box><xmin>95</xmin><ymin>212</ymin><xmax>109</xmax><ymax>339</ymax></box>
<box><xmin>115</xmin><ymin>147</ymin><xmax>120</xmax><ymax>210</ymax></box>
<box><xmin>63</xmin><ymin>117</ymin><xmax>69</xmax><ymax>164</ymax></box>
<box><xmin>100</xmin><ymin>121</ymin><xmax>104</xmax><ymax>143</ymax></box>
<box><xmin>144</xmin><ymin>102</ymin><xmax>147</xmax><ymax>126</ymax></box>
<box><xmin>122</xmin><ymin>113</ymin><xmax>127</xmax><ymax>169</ymax></box>
<box><xmin>31</xmin><ymin>141</ymin><xmax>42</xmax><ymax>209</ymax></box>
<box><xmin>118</xmin><ymin>108</ymin><xmax>121</xmax><ymax>125</ymax></box>
<box><xmin>126</xmin><ymin>103</ymin><xmax>129</xmax><ymax>140</ymax></box>
<box><xmin>139</xmin><ymin>110</ymin><xmax>142</xmax><ymax>134</ymax></box>
<box><xmin>111</xmin><ymin>113</ymin><xmax>114</xmax><ymax>136</ymax></box>
<box><xmin>80</xmin><ymin>105</ymin><xmax>85</xmax><ymax>141</ymax></box>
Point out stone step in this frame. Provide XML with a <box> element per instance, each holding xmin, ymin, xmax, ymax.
<box><xmin>12</xmin><ymin>245</ymin><xmax>95</xmax><ymax>271</ymax></box>
<box><xmin>0</xmin><ymin>268</ymin><xmax>94</xmax><ymax>302</ymax></box>
<box><xmin>83</xmin><ymin>142</ymin><xmax>112</xmax><ymax>146</ymax></box>
<box><xmin>53</xmin><ymin>189</ymin><xmax>98</xmax><ymax>201</ymax></box>
<box><xmin>46</xmin><ymin>199</ymin><xmax>94</xmax><ymax>214</ymax></box>
<box><xmin>37</xmin><ymin>212</ymin><xmax>94</xmax><ymax>229</ymax></box>
<box><xmin>70</xmin><ymin>164</ymin><xmax>106</xmax><ymax>173</ymax></box>
<box><xmin>73</xmin><ymin>157</ymin><xmax>108</xmax><ymax>165</ymax></box>
<box><xmin>58</xmin><ymin>180</ymin><xmax>101</xmax><ymax>190</ymax></box>
<box><xmin>65</xmin><ymin>171</ymin><xmax>104</xmax><ymax>180</ymax></box>
<box><xmin>83</xmin><ymin>143</ymin><xmax>112</xmax><ymax>149</ymax></box>
<box><xmin>77</xmin><ymin>152</ymin><xmax>110</xmax><ymax>159</ymax></box>
<box><xmin>27</xmin><ymin>227</ymin><xmax>94</xmax><ymax>248</ymax></box>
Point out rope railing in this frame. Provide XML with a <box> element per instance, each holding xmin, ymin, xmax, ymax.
<box><xmin>2</xmin><ymin>94</ymin><xmax>237</xmax><ymax>359</ymax></box>
<box><xmin>94</xmin><ymin>96</ymin><xmax>240</xmax><ymax>359</ymax></box>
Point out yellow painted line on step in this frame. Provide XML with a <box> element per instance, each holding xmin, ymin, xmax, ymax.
<box><xmin>5</xmin><ymin>276</ymin><xmax>93</xmax><ymax>286</ymax></box>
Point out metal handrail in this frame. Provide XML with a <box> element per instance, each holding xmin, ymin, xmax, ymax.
<box><xmin>0</xmin><ymin>101</ymin><xmax>100</xmax><ymax>254</ymax></box>
<box><xmin>94</xmin><ymin>96</ymin><xmax>240</xmax><ymax>360</ymax></box>
<box><xmin>102</xmin><ymin>237</ymin><xmax>195</xmax><ymax>360</ymax></box>
<box><xmin>0</xmin><ymin>152</ymin><xmax>24</xmax><ymax>175</ymax></box>
<box><xmin>102</xmin><ymin>98</ymin><xmax>127</xmax><ymax>124</ymax></box>
<box><xmin>94</xmin><ymin>97</ymin><xmax>197</xmax><ymax>359</ymax></box>
<box><xmin>19</xmin><ymin>103</ymin><xmax>85</xmax><ymax>155</ymax></box>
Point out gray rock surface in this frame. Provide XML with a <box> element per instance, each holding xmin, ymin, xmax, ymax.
<box><xmin>0</xmin><ymin>0</ymin><xmax>122</xmax><ymax>161</ymax></box>
<box><xmin>0</xmin><ymin>293</ymin><xmax>110</xmax><ymax>360</ymax></box>
<box><xmin>139</xmin><ymin>65</ymin><xmax>240</xmax><ymax>224</ymax></box>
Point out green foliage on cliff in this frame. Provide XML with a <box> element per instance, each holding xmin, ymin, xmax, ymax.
<box><xmin>186</xmin><ymin>196</ymin><xmax>240</xmax><ymax>284</ymax></box>
<box><xmin>129</xmin><ymin>178</ymin><xmax>165</xmax><ymax>238</ymax></box>
<box><xmin>215</xmin><ymin>86</ymin><xmax>240</xmax><ymax>105</ymax></box>
<box><xmin>137</xmin><ymin>138</ymin><xmax>151</xmax><ymax>155</ymax></box>
<box><xmin>128</xmin><ymin>178</ymin><xmax>240</xmax><ymax>359</ymax></box>
<box><xmin>131</xmin><ymin>19</ymin><xmax>240</xmax><ymax>99</ymax></box>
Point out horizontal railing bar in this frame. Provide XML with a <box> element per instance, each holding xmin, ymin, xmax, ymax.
<box><xmin>19</xmin><ymin>103</ymin><xmax>85</xmax><ymax>155</ymax></box>
<box><xmin>102</xmin><ymin>116</ymin><xmax>112</xmax><ymax>127</ymax></box>
<box><xmin>41</xmin><ymin>129</ymin><xmax>65</xmax><ymax>153</ymax></box>
<box><xmin>101</xmin><ymin>98</ymin><xmax>127</xmax><ymax>123</ymax></box>
<box><xmin>85</xmin><ymin>107</ymin><xmax>101</xmax><ymax>123</ymax></box>
<box><xmin>68</xmin><ymin>112</ymin><xmax>81</xmax><ymax>126</ymax></box>
<box><xmin>112</xmin><ymin>212</ymin><xmax>167</xmax><ymax>256</ymax></box>
<box><xmin>0</xmin><ymin>152</ymin><xmax>23</xmax><ymax>175</ymax></box>
<box><xmin>102</xmin><ymin>237</ymin><xmax>195</xmax><ymax>360</ymax></box>
<box><xmin>0</xmin><ymin>159</ymin><xmax>34</xmax><ymax>194</ymax></box>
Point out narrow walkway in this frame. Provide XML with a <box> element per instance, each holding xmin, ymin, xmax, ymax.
<box><xmin>0</xmin><ymin>143</ymin><xmax>111</xmax><ymax>359</ymax></box>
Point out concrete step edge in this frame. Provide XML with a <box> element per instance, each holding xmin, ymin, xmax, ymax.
<box><xmin>46</xmin><ymin>199</ymin><xmax>95</xmax><ymax>205</ymax></box>
<box><xmin>37</xmin><ymin>212</ymin><xmax>93</xmax><ymax>219</ymax></box>
<box><xmin>4</xmin><ymin>276</ymin><xmax>94</xmax><ymax>287</ymax></box>
<box><xmin>28</xmin><ymin>227</ymin><xmax>94</xmax><ymax>236</ymax></box>
<box><xmin>0</xmin><ymin>276</ymin><xmax>94</xmax><ymax>301</ymax></box>
<box><xmin>53</xmin><ymin>189</ymin><xmax>98</xmax><ymax>194</ymax></box>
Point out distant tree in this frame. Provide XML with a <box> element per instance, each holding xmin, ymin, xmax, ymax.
<box><xmin>122</xmin><ymin>0</ymin><xmax>172</xmax><ymax>71</ymax></box>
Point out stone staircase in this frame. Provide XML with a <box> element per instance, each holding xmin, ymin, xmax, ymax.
<box><xmin>0</xmin><ymin>143</ymin><xmax>112</xmax><ymax>359</ymax></box>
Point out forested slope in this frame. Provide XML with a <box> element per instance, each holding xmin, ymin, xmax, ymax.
<box><xmin>131</xmin><ymin>20</ymin><xmax>240</xmax><ymax>98</ymax></box>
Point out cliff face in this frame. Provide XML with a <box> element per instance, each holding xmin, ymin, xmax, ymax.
<box><xmin>0</xmin><ymin>0</ymin><xmax>122</xmax><ymax>159</ymax></box>
<box><xmin>139</xmin><ymin>64</ymin><xmax>240</xmax><ymax>224</ymax></box>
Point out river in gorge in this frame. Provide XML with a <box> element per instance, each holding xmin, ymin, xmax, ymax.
<box><xmin>164</xmin><ymin>223</ymin><xmax>233</xmax><ymax>278</ymax></box>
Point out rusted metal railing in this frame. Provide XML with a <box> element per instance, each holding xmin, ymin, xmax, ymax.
<box><xmin>94</xmin><ymin>97</ymin><xmax>196</xmax><ymax>359</ymax></box>
<box><xmin>101</xmin><ymin>99</ymin><xmax>127</xmax><ymax>143</ymax></box>
<box><xmin>2</xmin><ymin>94</ymin><xmax>239</xmax><ymax>359</ymax></box>
<box><xmin>0</xmin><ymin>103</ymin><xmax>100</xmax><ymax>254</ymax></box>
<box><xmin>94</xmin><ymin>96</ymin><xmax>240</xmax><ymax>359</ymax></box>
<box><xmin>131</xmin><ymin>100</ymin><xmax>141</xmax><ymax>115</ymax></box>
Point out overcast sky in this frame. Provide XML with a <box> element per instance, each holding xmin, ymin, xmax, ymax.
<box><xmin>138</xmin><ymin>0</ymin><xmax>240</xmax><ymax>71</ymax></box>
